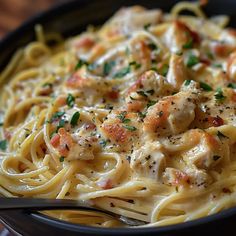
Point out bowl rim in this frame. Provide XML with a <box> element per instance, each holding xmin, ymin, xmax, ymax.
<box><xmin>1</xmin><ymin>0</ymin><xmax>236</xmax><ymax>234</ymax></box>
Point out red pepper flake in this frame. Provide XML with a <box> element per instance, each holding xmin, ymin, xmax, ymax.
<box><xmin>107</xmin><ymin>90</ymin><xmax>119</xmax><ymax>100</ymax></box>
<box><xmin>208</xmin><ymin>115</ymin><xmax>224</xmax><ymax>127</ymax></box>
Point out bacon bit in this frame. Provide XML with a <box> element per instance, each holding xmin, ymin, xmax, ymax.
<box><xmin>214</xmin><ymin>44</ymin><xmax>234</xmax><ymax>57</ymax></box>
<box><xmin>97</xmin><ymin>179</ymin><xmax>113</xmax><ymax>189</ymax></box>
<box><xmin>141</xmin><ymin>41</ymin><xmax>151</xmax><ymax>60</ymax></box>
<box><xmin>227</xmin><ymin>51</ymin><xmax>236</xmax><ymax>79</ymax></box>
<box><xmin>102</xmin><ymin>124</ymin><xmax>130</xmax><ymax>143</ymax></box>
<box><xmin>50</xmin><ymin>128</ymin><xmax>74</xmax><ymax>156</ymax></box>
<box><xmin>66</xmin><ymin>73</ymin><xmax>85</xmax><ymax>88</ymax></box>
<box><xmin>228</xmin><ymin>29</ymin><xmax>236</xmax><ymax>37</ymax></box>
<box><xmin>50</xmin><ymin>134</ymin><xmax>60</xmax><ymax>147</ymax></box>
<box><xmin>39</xmin><ymin>87</ymin><xmax>53</xmax><ymax>96</ymax></box>
<box><xmin>90</xmin><ymin>43</ymin><xmax>106</xmax><ymax>60</ymax></box>
<box><xmin>107</xmin><ymin>90</ymin><xmax>119</xmax><ymax>100</ymax></box>
<box><xmin>4</xmin><ymin>130</ymin><xmax>12</xmax><ymax>141</ymax></box>
<box><xmin>55</xmin><ymin>97</ymin><xmax>67</xmax><ymax>106</ymax></box>
<box><xmin>231</xmin><ymin>92</ymin><xmax>236</xmax><ymax>102</ymax></box>
<box><xmin>175</xmin><ymin>20</ymin><xmax>200</xmax><ymax>44</ymax></box>
<box><xmin>74</xmin><ymin>37</ymin><xmax>95</xmax><ymax>49</ymax></box>
<box><xmin>127</xmin><ymin>100</ymin><xmax>145</xmax><ymax>112</ymax></box>
<box><xmin>200</xmin><ymin>57</ymin><xmax>211</xmax><ymax>65</ymax></box>
<box><xmin>208</xmin><ymin>115</ymin><xmax>224</xmax><ymax>127</ymax></box>
<box><xmin>172</xmin><ymin>170</ymin><xmax>190</xmax><ymax>186</ymax></box>
<box><xmin>19</xmin><ymin>163</ymin><xmax>27</xmax><ymax>172</ymax></box>
<box><xmin>222</xmin><ymin>187</ymin><xmax>231</xmax><ymax>193</ymax></box>
<box><xmin>84</xmin><ymin>123</ymin><xmax>96</xmax><ymax>130</ymax></box>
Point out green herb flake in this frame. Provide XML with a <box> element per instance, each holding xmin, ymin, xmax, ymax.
<box><xmin>186</xmin><ymin>55</ymin><xmax>199</xmax><ymax>68</ymax></box>
<box><xmin>160</xmin><ymin>64</ymin><xmax>169</xmax><ymax>76</ymax></box>
<box><xmin>56</xmin><ymin>119</ymin><xmax>66</xmax><ymax>132</ymax></box>
<box><xmin>212</xmin><ymin>63</ymin><xmax>222</xmax><ymax>68</ymax></box>
<box><xmin>129</xmin><ymin>61</ymin><xmax>141</xmax><ymax>70</ymax></box>
<box><xmin>184</xmin><ymin>80</ymin><xmax>192</xmax><ymax>86</ymax></box>
<box><xmin>123</xmin><ymin>125</ymin><xmax>137</xmax><ymax>131</ymax></box>
<box><xmin>66</xmin><ymin>93</ymin><xmax>75</xmax><ymax>108</ymax></box>
<box><xmin>182</xmin><ymin>38</ymin><xmax>193</xmax><ymax>49</ymax></box>
<box><xmin>144</xmin><ymin>23</ymin><xmax>151</xmax><ymax>31</ymax></box>
<box><xmin>138</xmin><ymin>112</ymin><xmax>147</xmax><ymax>119</ymax></box>
<box><xmin>103</xmin><ymin>61</ymin><xmax>116</xmax><ymax>76</ymax></box>
<box><xmin>50</xmin><ymin>111</ymin><xmax>65</xmax><ymax>123</ymax></box>
<box><xmin>113</xmin><ymin>66</ymin><xmax>130</xmax><ymax>78</ymax></box>
<box><xmin>200</xmin><ymin>82</ymin><xmax>213</xmax><ymax>91</ymax></box>
<box><xmin>59</xmin><ymin>156</ymin><xmax>65</xmax><ymax>162</ymax></box>
<box><xmin>117</xmin><ymin>111</ymin><xmax>130</xmax><ymax>123</ymax></box>
<box><xmin>214</xmin><ymin>88</ymin><xmax>226</xmax><ymax>101</ymax></box>
<box><xmin>75</xmin><ymin>59</ymin><xmax>88</xmax><ymax>70</ymax></box>
<box><xmin>0</xmin><ymin>140</ymin><xmax>7</xmax><ymax>151</ymax></box>
<box><xmin>147</xmin><ymin>100</ymin><xmax>157</xmax><ymax>108</ymax></box>
<box><xmin>70</xmin><ymin>111</ymin><xmax>80</xmax><ymax>127</ymax></box>
<box><xmin>42</xmin><ymin>83</ymin><xmax>52</xmax><ymax>87</ymax></box>
<box><xmin>228</xmin><ymin>83</ymin><xmax>236</xmax><ymax>89</ymax></box>
<box><xmin>206</xmin><ymin>52</ymin><xmax>214</xmax><ymax>60</ymax></box>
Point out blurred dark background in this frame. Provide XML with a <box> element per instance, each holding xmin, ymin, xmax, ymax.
<box><xmin>0</xmin><ymin>0</ymin><xmax>69</xmax><ymax>38</ymax></box>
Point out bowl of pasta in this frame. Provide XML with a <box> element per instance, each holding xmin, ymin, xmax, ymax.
<box><xmin>1</xmin><ymin>0</ymin><xmax>236</xmax><ymax>235</ymax></box>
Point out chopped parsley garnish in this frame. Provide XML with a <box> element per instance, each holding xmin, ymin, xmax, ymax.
<box><xmin>206</xmin><ymin>52</ymin><xmax>214</xmax><ymax>60</ymax></box>
<box><xmin>147</xmin><ymin>100</ymin><xmax>157</xmax><ymax>108</ymax></box>
<box><xmin>138</xmin><ymin>112</ymin><xmax>147</xmax><ymax>119</ymax></box>
<box><xmin>228</xmin><ymin>83</ymin><xmax>236</xmax><ymax>89</ymax></box>
<box><xmin>123</xmin><ymin>125</ymin><xmax>137</xmax><ymax>131</ymax></box>
<box><xmin>144</xmin><ymin>23</ymin><xmax>151</xmax><ymax>30</ymax></box>
<box><xmin>70</xmin><ymin>111</ymin><xmax>80</xmax><ymax>127</ymax></box>
<box><xmin>217</xmin><ymin>131</ymin><xmax>228</xmax><ymax>139</ymax></box>
<box><xmin>129</xmin><ymin>61</ymin><xmax>141</xmax><ymax>70</ymax></box>
<box><xmin>113</xmin><ymin>66</ymin><xmax>130</xmax><ymax>78</ymax></box>
<box><xmin>56</xmin><ymin>119</ymin><xmax>66</xmax><ymax>132</ymax></box>
<box><xmin>213</xmin><ymin>155</ymin><xmax>221</xmax><ymax>161</ymax></box>
<box><xmin>0</xmin><ymin>140</ymin><xmax>7</xmax><ymax>151</ymax></box>
<box><xmin>103</xmin><ymin>61</ymin><xmax>116</xmax><ymax>76</ymax></box>
<box><xmin>59</xmin><ymin>156</ymin><xmax>65</xmax><ymax>162</ymax></box>
<box><xmin>137</xmin><ymin>90</ymin><xmax>148</xmax><ymax>97</ymax></box>
<box><xmin>212</xmin><ymin>63</ymin><xmax>222</xmax><ymax>68</ymax></box>
<box><xmin>200</xmin><ymin>82</ymin><xmax>212</xmax><ymax>91</ymax></box>
<box><xmin>184</xmin><ymin>80</ymin><xmax>192</xmax><ymax>86</ymax></box>
<box><xmin>99</xmin><ymin>139</ymin><xmax>107</xmax><ymax>148</ymax></box>
<box><xmin>186</xmin><ymin>55</ymin><xmax>199</xmax><ymax>68</ymax></box>
<box><xmin>117</xmin><ymin>111</ymin><xmax>130</xmax><ymax>123</ymax></box>
<box><xmin>49</xmin><ymin>111</ymin><xmax>65</xmax><ymax>123</ymax></box>
<box><xmin>147</xmin><ymin>43</ymin><xmax>158</xmax><ymax>51</ymax></box>
<box><xmin>182</xmin><ymin>38</ymin><xmax>193</xmax><ymax>49</ymax></box>
<box><xmin>42</xmin><ymin>83</ymin><xmax>52</xmax><ymax>87</ymax></box>
<box><xmin>160</xmin><ymin>64</ymin><xmax>169</xmax><ymax>76</ymax></box>
<box><xmin>0</xmin><ymin>121</ymin><xmax>3</xmax><ymax>126</ymax></box>
<box><xmin>75</xmin><ymin>59</ymin><xmax>88</xmax><ymax>70</ymax></box>
<box><xmin>66</xmin><ymin>94</ymin><xmax>75</xmax><ymax>107</ymax></box>
<box><xmin>214</xmin><ymin>88</ymin><xmax>226</xmax><ymax>101</ymax></box>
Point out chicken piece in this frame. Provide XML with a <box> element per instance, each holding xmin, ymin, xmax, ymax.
<box><xmin>130</xmin><ymin>141</ymin><xmax>166</xmax><ymax>181</ymax></box>
<box><xmin>166</xmin><ymin>54</ymin><xmax>187</xmax><ymax>90</ymax></box>
<box><xmin>183</xmin><ymin>129</ymin><xmax>229</xmax><ymax>169</ymax></box>
<box><xmin>99</xmin><ymin>6</ymin><xmax>163</xmax><ymax>39</ymax></box>
<box><xmin>143</xmin><ymin>91</ymin><xmax>197</xmax><ymax>137</ymax></box>
<box><xmin>100</xmin><ymin>111</ymin><xmax>140</xmax><ymax>150</ymax></box>
<box><xmin>163</xmin><ymin>20</ymin><xmax>200</xmax><ymax>53</ymax></box>
<box><xmin>163</xmin><ymin>167</ymin><xmax>211</xmax><ymax>187</ymax></box>
<box><xmin>126</xmin><ymin>70</ymin><xmax>173</xmax><ymax>112</ymax></box>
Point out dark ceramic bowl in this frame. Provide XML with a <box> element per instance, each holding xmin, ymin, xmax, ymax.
<box><xmin>1</xmin><ymin>0</ymin><xmax>236</xmax><ymax>235</ymax></box>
